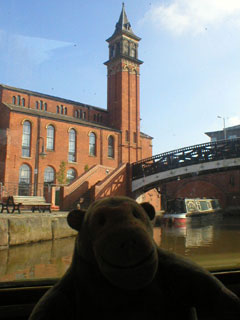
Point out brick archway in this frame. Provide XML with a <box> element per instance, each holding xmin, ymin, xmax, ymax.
<box><xmin>175</xmin><ymin>180</ymin><xmax>226</xmax><ymax>208</ymax></box>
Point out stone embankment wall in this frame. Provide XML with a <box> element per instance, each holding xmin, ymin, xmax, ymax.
<box><xmin>0</xmin><ymin>213</ymin><xmax>77</xmax><ymax>250</ymax></box>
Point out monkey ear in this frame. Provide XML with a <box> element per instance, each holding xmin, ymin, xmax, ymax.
<box><xmin>67</xmin><ymin>210</ymin><xmax>86</xmax><ymax>231</ymax></box>
<box><xmin>140</xmin><ymin>202</ymin><xmax>155</xmax><ymax>221</ymax></box>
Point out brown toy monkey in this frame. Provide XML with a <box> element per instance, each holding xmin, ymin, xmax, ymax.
<box><xmin>29</xmin><ymin>196</ymin><xmax>240</xmax><ymax>319</ymax></box>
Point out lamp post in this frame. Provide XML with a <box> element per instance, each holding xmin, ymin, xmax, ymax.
<box><xmin>217</xmin><ymin>116</ymin><xmax>227</xmax><ymax>140</ymax></box>
<box><xmin>34</xmin><ymin>137</ymin><xmax>47</xmax><ymax>195</ymax></box>
<box><xmin>38</xmin><ymin>137</ymin><xmax>47</xmax><ymax>159</ymax></box>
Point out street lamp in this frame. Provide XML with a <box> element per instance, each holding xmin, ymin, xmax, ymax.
<box><xmin>217</xmin><ymin>116</ymin><xmax>227</xmax><ymax>140</ymax></box>
<box><xmin>34</xmin><ymin>136</ymin><xmax>47</xmax><ymax>195</ymax></box>
<box><xmin>38</xmin><ymin>137</ymin><xmax>47</xmax><ymax>159</ymax></box>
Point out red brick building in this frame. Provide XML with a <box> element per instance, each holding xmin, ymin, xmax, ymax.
<box><xmin>0</xmin><ymin>5</ymin><xmax>160</xmax><ymax>210</ymax></box>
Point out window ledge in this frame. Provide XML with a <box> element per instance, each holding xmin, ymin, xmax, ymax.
<box><xmin>21</xmin><ymin>156</ymin><xmax>32</xmax><ymax>160</ymax></box>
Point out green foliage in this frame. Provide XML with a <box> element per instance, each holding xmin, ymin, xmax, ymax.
<box><xmin>56</xmin><ymin>161</ymin><xmax>69</xmax><ymax>185</ymax></box>
<box><xmin>84</xmin><ymin>164</ymin><xmax>89</xmax><ymax>172</ymax></box>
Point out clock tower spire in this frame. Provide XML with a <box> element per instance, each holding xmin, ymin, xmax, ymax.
<box><xmin>105</xmin><ymin>4</ymin><xmax>143</xmax><ymax>163</ymax></box>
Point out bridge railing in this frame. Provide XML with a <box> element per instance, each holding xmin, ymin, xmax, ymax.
<box><xmin>132</xmin><ymin>138</ymin><xmax>240</xmax><ymax>180</ymax></box>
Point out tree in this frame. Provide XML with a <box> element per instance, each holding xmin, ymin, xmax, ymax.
<box><xmin>56</xmin><ymin>161</ymin><xmax>68</xmax><ymax>185</ymax></box>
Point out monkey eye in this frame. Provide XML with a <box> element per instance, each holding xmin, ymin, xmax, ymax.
<box><xmin>132</xmin><ymin>208</ymin><xmax>140</xmax><ymax>219</ymax></box>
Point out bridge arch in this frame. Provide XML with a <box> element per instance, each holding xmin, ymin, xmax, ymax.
<box><xmin>173</xmin><ymin>180</ymin><xmax>226</xmax><ymax>207</ymax></box>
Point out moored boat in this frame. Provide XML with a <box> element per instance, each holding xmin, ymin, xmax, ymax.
<box><xmin>162</xmin><ymin>198</ymin><xmax>221</xmax><ymax>226</ymax></box>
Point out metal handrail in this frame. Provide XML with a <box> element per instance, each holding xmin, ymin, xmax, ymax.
<box><xmin>132</xmin><ymin>138</ymin><xmax>240</xmax><ymax>180</ymax></box>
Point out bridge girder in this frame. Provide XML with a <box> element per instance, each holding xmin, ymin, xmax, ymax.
<box><xmin>132</xmin><ymin>158</ymin><xmax>240</xmax><ymax>194</ymax></box>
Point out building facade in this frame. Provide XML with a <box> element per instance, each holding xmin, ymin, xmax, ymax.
<box><xmin>0</xmin><ymin>5</ymin><xmax>160</xmax><ymax>209</ymax></box>
<box><xmin>205</xmin><ymin>125</ymin><xmax>240</xmax><ymax>141</ymax></box>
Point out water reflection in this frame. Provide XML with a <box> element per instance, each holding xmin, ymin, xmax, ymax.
<box><xmin>0</xmin><ymin>215</ymin><xmax>240</xmax><ymax>282</ymax></box>
<box><xmin>0</xmin><ymin>237</ymin><xmax>75</xmax><ymax>282</ymax></box>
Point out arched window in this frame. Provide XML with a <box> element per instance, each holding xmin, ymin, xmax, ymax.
<box><xmin>22</xmin><ymin>98</ymin><xmax>25</xmax><ymax>107</ymax></box>
<box><xmin>125</xmin><ymin>130</ymin><xmax>129</xmax><ymax>142</ymax></box>
<box><xmin>35</xmin><ymin>101</ymin><xmax>39</xmax><ymax>109</ymax></box>
<box><xmin>67</xmin><ymin>168</ymin><xmax>76</xmax><ymax>183</ymax></box>
<box><xmin>22</xmin><ymin>121</ymin><xmax>31</xmax><ymax>157</ymax></box>
<box><xmin>89</xmin><ymin>132</ymin><xmax>96</xmax><ymax>156</ymax></box>
<box><xmin>19</xmin><ymin>164</ymin><xmax>31</xmax><ymax>184</ymax></box>
<box><xmin>64</xmin><ymin>107</ymin><xmax>67</xmax><ymax>115</ymax></box>
<box><xmin>80</xmin><ymin>110</ymin><xmax>82</xmax><ymax>118</ymax></box>
<box><xmin>39</xmin><ymin>101</ymin><xmax>43</xmax><ymax>110</ymax></box>
<box><xmin>19</xmin><ymin>164</ymin><xmax>31</xmax><ymax>195</ymax></box>
<box><xmin>44</xmin><ymin>166</ymin><xmax>55</xmax><ymax>184</ymax></box>
<box><xmin>108</xmin><ymin>136</ymin><xmax>114</xmax><ymax>158</ymax></box>
<box><xmin>44</xmin><ymin>103</ymin><xmax>47</xmax><ymax>111</ymax></box>
<box><xmin>17</xmin><ymin>95</ymin><xmax>21</xmax><ymax>105</ymax></box>
<box><xmin>68</xmin><ymin>129</ymin><xmax>76</xmax><ymax>162</ymax></box>
<box><xmin>133</xmin><ymin>132</ymin><xmax>137</xmax><ymax>143</ymax></box>
<box><xmin>57</xmin><ymin>106</ymin><xmax>60</xmax><ymax>113</ymax></box>
<box><xmin>12</xmin><ymin>96</ymin><xmax>16</xmax><ymax>104</ymax></box>
<box><xmin>46</xmin><ymin>125</ymin><xmax>54</xmax><ymax>150</ymax></box>
<box><xmin>61</xmin><ymin>105</ymin><xmax>64</xmax><ymax>114</ymax></box>
<box><xmin>75</xmin><ymin>110</ymin><xmax>78</xmax><ymax>117</ymax></box>
<box><xmin>94</xmin><ymin>114</ymin><xmax>97</xmax><ymax>121</ymax></box>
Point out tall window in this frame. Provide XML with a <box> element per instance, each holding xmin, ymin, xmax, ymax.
<box><xmin>12</xmin><ymin>96</ymin><xmax>16</xmax><ymax>104</ymax></box>
<box><xmin>22</xmin><ymin>121</ymin><xmax>31</xmax><ymax>157</ymax></box>
<box><xmin>17</xmin><ymin>95</ymin><xmax>21</xmax><ymax>105</ymax></box>
<box><xmin>125</xmin><ymin>130</ymin><xmax>129</xmax><ymax>142</ymax></box>
<box><xmin>108</xmin><ymin>136</ymin><xmax>114</xmax><ymax>158</ymax></box>
<box><xmin>57</xmin><ymin>106</ymin><xmax>60</xmax><ymax>113</ymax></box>
<box><xmin>67</xmin><ymin>168</ymin><xmax>76</xmax><ymax>183</ymax></box>
<box><xmin>19</xmin><ymin>164</ymin><xmax>31</xmax><ymax>195</ymax></box>
<box><xmin>36</xmin><ymin>101</ymin><xmax>39</xmax><ymax>109</ymax></box>
<box><xmin>133</xmin><ymin>132</ymin><xmax>137</xmax><ymax>143</ymax></box>
<box><xmin>22</xmin><ymin>98</ymin><xmax>25</xmax><ymax>106</ymax></box>
<box><xmin>89</xmin><ymin>132</ymin><xmax>96</xmax><ymax>156</ymax></box>
<box><xmin>46</xmin><ymin>125</ymin><xmax>54</xmax><ymax>150</ymax></box>
<box><xmin>44</xmin><ymin>103</ymin><xmax>47</xmax><ymax>111</ymax></box>
<box><xmin>68</xmin><ymin>129</ymin><xmax>76</xmax><ymax>162</ymax></box>
<box><xmin>44</xmin><ymin>166</ymin><xmax>55</xmax><ymax>184</ymax></box>
<box><xmin>19</xmin><ymin>164</ymin><xmax>31</xmax><ymax>184</ymax></box>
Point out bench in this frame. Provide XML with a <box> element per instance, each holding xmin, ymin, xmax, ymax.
<box><xmin>0</xmin><ymin>196</ymin><xmax>52</xmax><ymax>214</ymax></box>
<box><xmin>0</xmin><ymin>196</ymin><xmax>21</xmax><ymax>214</ymax></box>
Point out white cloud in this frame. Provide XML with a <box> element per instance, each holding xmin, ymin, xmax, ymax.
<box><xmin>144</xmin><ymin>0</ymin><xmax>240</xmax><ymax>35</ymax></box>
<box><xmin>0</xmin><ymin>30</ymin><xmax>73</xmax><ymax>86</ymax></box>
<box><xmin>0</xmin><ymin>31</ymin><xmax>73</xmax><ymax>65</ymax></box>
<box><xmin>228</xmin><ymin>116</ymin><xmax>240</xmax><ymax>126</ymax></box>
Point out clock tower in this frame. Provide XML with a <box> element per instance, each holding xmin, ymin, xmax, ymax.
<box><xmin>105</xmin><ymin>3</ymin><xmax>143</xmax><ymax>163</ymax></box>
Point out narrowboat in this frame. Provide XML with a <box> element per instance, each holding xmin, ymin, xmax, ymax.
<box><xmin>162</xmin><ymin>198</ymin><xmax>221</xmax><ymax>226</ymax></box>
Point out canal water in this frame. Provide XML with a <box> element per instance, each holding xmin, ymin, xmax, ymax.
<box><xmin>0</xmin><ymin>214</ymin><xmax>240</xmax><ymax>283</ymax></box>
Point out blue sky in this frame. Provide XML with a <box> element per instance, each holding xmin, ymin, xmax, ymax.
<box><xmin>1</xmin><ymin>0</ymin><xmax>240</xmax><ymax>154</ymax></box>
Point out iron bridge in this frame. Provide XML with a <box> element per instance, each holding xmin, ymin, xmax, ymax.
<box><xmin>131</xmin><ymin>138</ymin><xmax>240</xmax><ymax>193</ymax></box>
